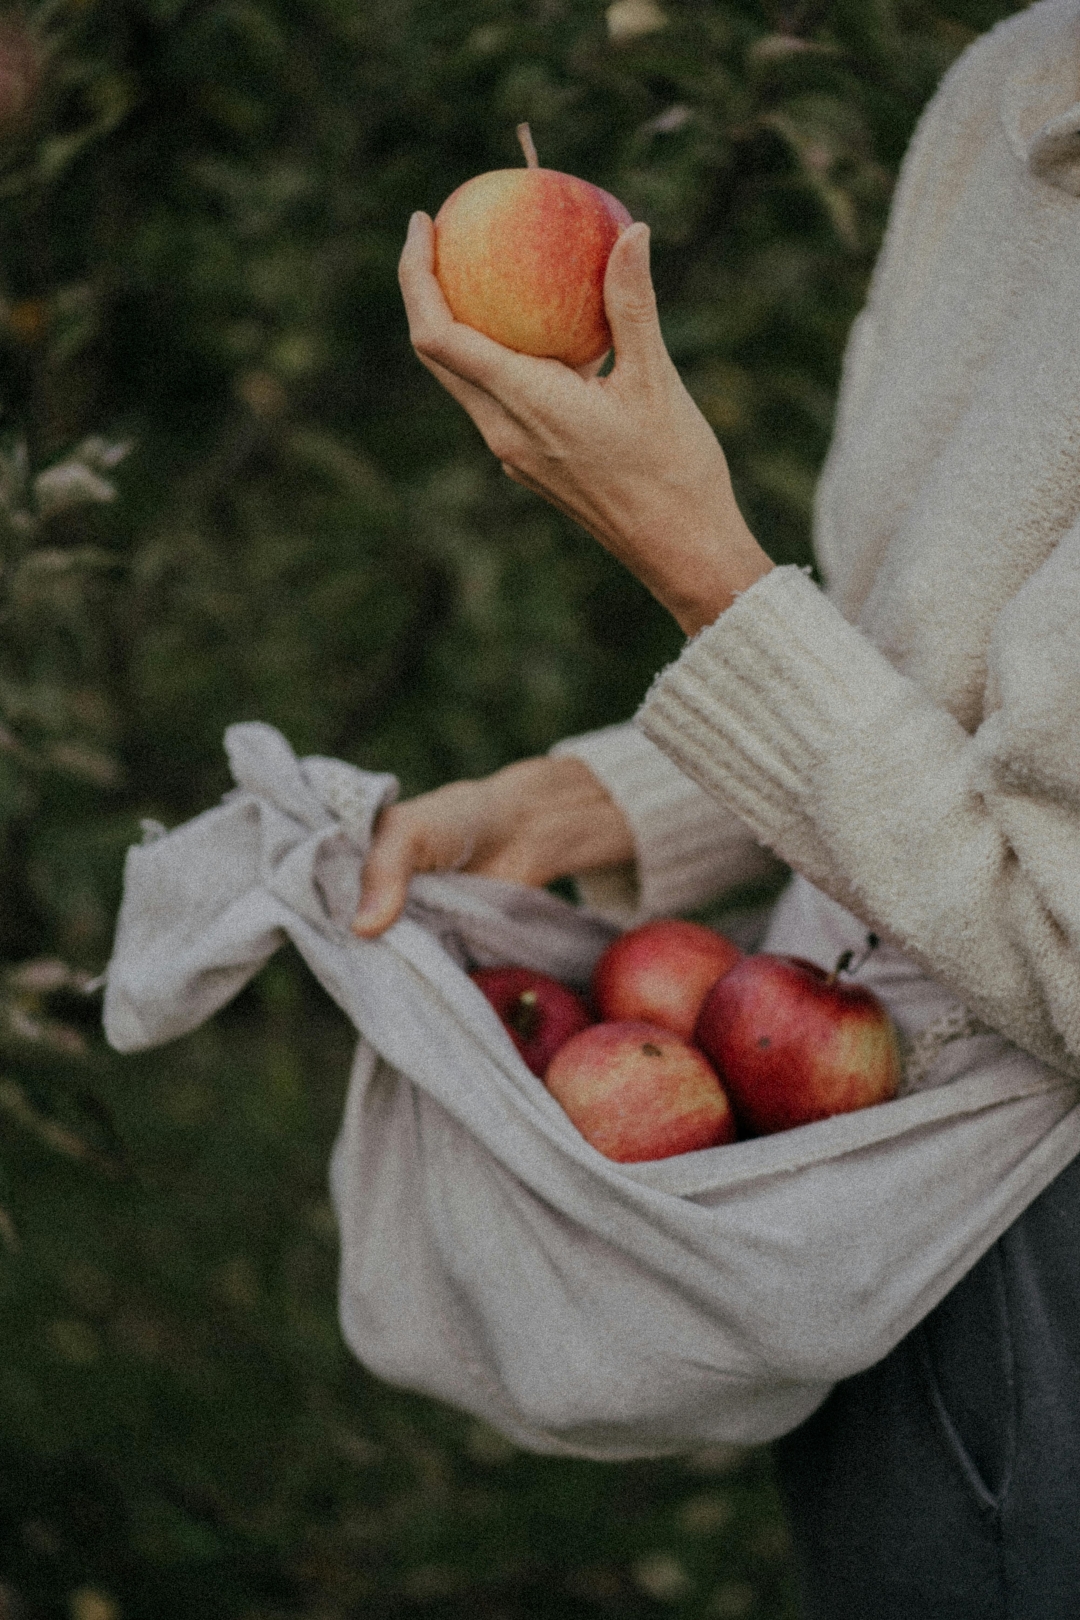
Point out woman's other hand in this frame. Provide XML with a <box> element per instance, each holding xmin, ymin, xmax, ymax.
<box><xmin>398</xmin><ymin>211</ymin><xmax>773</xmax><ymax>636</ymax></box>
<box><xmin>352</xmin><ymin>754</ymin><xmax>634</xmax><ymax>937</ymax></box>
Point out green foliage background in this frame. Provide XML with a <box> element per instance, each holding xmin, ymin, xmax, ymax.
<box><xmin>0</xmin><ymin>0</ymin><xmax>1021</xmax><ymax>1615</ymax></box>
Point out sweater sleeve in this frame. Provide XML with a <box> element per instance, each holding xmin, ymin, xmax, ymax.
<box><xmin>548</xmin><ymin>721</ymin><xmax>780</xmax><ymax>928</ymax></box>
<box><xmin>637</xmin><ymin>555</ymin><xmax>1080</xmax><ymax>1079</ymax></box>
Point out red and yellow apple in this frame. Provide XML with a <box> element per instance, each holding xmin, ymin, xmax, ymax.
<box><xmin>694</xmin><ymin>953</ymin><xmax>901</xmax><ymax>1136</ymax></box>
<box><xmin>433</xmin><ymin>124</ymin><xmax>632</xmax><ymax>368</ymax></box>
<box><xmin>591</xmin><ymin>919</ymin><xmax>742</xmax><ymax>1042</ymax></box>
<box><xmin>545</xmin><ymin>1020</ymin><xmax>737</xmax><ymax>1162</ymax></box>
<box><xmin>471</xmin><ymin>966</ymin><xmax>593</xmax><ymax>1078</ymax></box>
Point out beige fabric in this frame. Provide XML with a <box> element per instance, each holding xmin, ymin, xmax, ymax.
<box><xmin>584</xmin><ymin>0</ymin><xmax>1080</xmax><ymax>1084</ymax></box>
<box><xmin>103</xmin><ymin>724</ymin><xmax>1080</xmax><ymax>1456</ymax></box>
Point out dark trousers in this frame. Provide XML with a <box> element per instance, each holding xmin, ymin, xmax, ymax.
<box><xmin>774</xmin><ymin>1151</ymin><xmax>1080</xmax><ymax>1620</ymax></box>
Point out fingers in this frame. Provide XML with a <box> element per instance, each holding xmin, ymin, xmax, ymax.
<box><xmin>399</xmin><ymin>216</ymin><xmax>540</xmax><ymax>461</ymax></box>
<box><xmin>399</xmin><ymin>212</ymin><xmax>592</xmax><ymax>464</ymax></box>
<box><xmin>603</xmin><ymin>223</ymin><xmax>669</xmax><ymax>384</ymax></box>
<box><xmin>398</xmin><ymin>212</ymin><xmax>535</xmax><ymax>403</ymax></box>
<box><xmin>396</xmin><ymin>211</ymin><xmax>450</xmax><ymax>344</ymax></box>
<box><xmin>425</xmin><ymin>352</ymin><xmax>521</xmax><ymax>453</ymax></box>
<box><xmin>574</xmin><ymin>351</ymin><xmax>610</xmax><ymax>381</ymax></box>
<box><xmin>398</xmin><ymin>213</ymin><xmax>498</xmax><ymax>388</ymax></box>
<box><xmin>353</xmin><ymin>794</ymin><xmax>471</xmax><ymax>938</ymax></box>
<box><xmin>352</xmin><ymin>807</ymin><xmax>416</xmax><ymax>937</ymax></box>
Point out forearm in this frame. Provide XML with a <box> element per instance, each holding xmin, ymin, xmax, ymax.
<box><xmin>552</xmin><ymin>722</ymin><xmax>781</xmax><ymax>924</ymax></box>
<box><xmin>638</xmin><ymin>563</ymin><xmax>1080</xmax><ymax>1078</ymax></box>
<box><xmin>478</xmin><ymin>754</ymin><xmax>634</xmax><ymax>886</ymax></box>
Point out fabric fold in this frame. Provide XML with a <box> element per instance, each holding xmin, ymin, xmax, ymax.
<box><xmin>1027</xmin><ymin>100</ymin><xmax>1080</xmax><ymax>193</ymax></box>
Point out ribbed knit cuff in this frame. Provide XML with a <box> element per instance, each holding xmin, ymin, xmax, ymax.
<box><xmin>636</xmin><ymin>565</ymin><xmax>920</xmax><ymax>893</ymax></box>
<box><xmin>551</xmin><ymin>721</ymin><xmax>775</xmax><ymax>926</ymax></box>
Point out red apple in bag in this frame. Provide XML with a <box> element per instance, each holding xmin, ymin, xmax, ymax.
<box><xmin>434</xmin><ymin>123</ymin><xmax>632</xmax><ymax>368</ymax></box>
<box><xmin>471</xmin><ymin>967</ymin><xmax>593</xmax><ymax>1078</ymax></box>
<box><xmin>694</xmin><ymin>952</ymin><xmax>901</xmax><ymax>1136</ymax></box>
<box><xmin>545</xmin><ymin>1020</ymin><xmax>737</xmax><ymax>1162</ymax></box>
<box><xmin>591</xmin><ymin>918</ymin><xmax>742</xmax><ymax>1041</ymax></box>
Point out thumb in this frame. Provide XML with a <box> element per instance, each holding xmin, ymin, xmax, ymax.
<box><xmin>352</xmin><ymin>810</ymin><xmax>415</xmax><ymax>937</ymax></box>
<box><xmin>353</xmin><ymin>852</ymin><xmax>410</xmax><ymax>937</ymax></box>
<box><xmin>603</xmin><ymin>222</ymin><xmax>665</xmax><ymax>378</ymax></box>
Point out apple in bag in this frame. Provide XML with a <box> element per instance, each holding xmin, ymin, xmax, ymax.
<box><xmin>471</xmin><ymin>966</ymin><xmax>593</xmax><ymax>1078</ymax></box>
<box><xmin>545</xmin><ymin>1020</ymin><xmax>737</xmax><ymax>1162</ymax></box>
<box><xmin>591</xmin><ymin>918</ymin><xmax>742</xmax><ymax>1041</ymax></box>
<box><xmin>694</xmin><ymin>952</ymin><xmax>901</xmax><ymax>1136</ymax></box>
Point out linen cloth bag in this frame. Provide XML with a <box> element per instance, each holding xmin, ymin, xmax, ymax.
<box><xmin>103</xmin><ymin>722</ymin><xmax>1080</xmax><ymax>1459</ymax></box>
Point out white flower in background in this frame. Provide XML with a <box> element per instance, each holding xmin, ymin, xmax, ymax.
<box><xmin>606</xmin><ymin>0</ymin><xmax>667</xmax><ymax>44</ymax></box>
<box><xmin>75</xmin><ymin>435</ymin><xmax>132</xmax><ymax>472</ymax></box>
<box><xmin>750</xmin><ymin>35</ymin><xmax>833</xmax><ymax>62</ymax></box>
<box><xmin>642</xmin><ymin>104</ymin><xmax>692</xmax><ymax>136</ymax></box>
<box><xmin>32</xmin><ymin>439</ymin><xmax>130</xmax><ymax>519</ymax></box>
<box><xmin>631</xmin><ymin>1553</ymin><xmax>692</xmax><ymax>1602</ymax></box>
<box><xmin>33</xmin><ymin>460</ymin><xmax>117</xmax><ymax>518</ymax></box>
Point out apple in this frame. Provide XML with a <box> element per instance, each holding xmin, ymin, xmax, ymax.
<box><xmin>471</xmin><ymin>966</ymin><xmax>593</xmax><ymax>1078</ymax></box>
<box><xmin>591</xmin><ymin>918</ymin><xmax>742</xmax><ymax>1042</ymax></box>
<box><xmin>544</xmin><ymin>1020</ymin><xmax>737</xmax><ymax>1162</ymax></box>
<box><xmin>694</xmin><ymin>953</ymin><xmax>901</xmax><ymax>1136</ymax></box>
<box><xmin>434</xmin><ymin>123</ymin><xmax>632</xmax><ymax>368</ymax></box>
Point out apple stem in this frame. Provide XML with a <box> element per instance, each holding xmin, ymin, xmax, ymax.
<box><xmin>508</xmin><ymin>988</ymin><xmax>542</xmax><ymax>1041</ymax></box>
<box><xmin>847</xmin><ymin>932</ymin><xmax>881</xmax><ymax>977</ymax></box>
<box><xmin>517</xmin><ymin>122</ymin><xmax>540</xmax><ymax>169</ymax></box>
<box><xmin>827</xmin><ymin>933</ymin><xmax>881</xmax><ymax>984</ymax></box>
<box><xmin>826</xmin><ymin>949</ymin><xmax>854</xmax><ymax>987</ymax></box>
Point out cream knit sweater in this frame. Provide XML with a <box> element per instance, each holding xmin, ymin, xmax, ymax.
<box><xmin>556</xmin><ymin>0</ymin><xmax>1080</xmax><ymax>1082</ymax></box>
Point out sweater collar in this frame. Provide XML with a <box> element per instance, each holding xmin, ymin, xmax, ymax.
<box><xmin>999</xmin><ymin>2</ymin><xmax>1080</xmax><ymax>195</ymax></box>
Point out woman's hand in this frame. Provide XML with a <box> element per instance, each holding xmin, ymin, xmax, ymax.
<box><xmin>352</xmin><ymin>754</ymin><xmax>634</xmax><ymax>937</ymax></box>
<box><xmin>398</xmin><ymin>211</ymin><xmax>773</xmax><ymax>635</ymax></box>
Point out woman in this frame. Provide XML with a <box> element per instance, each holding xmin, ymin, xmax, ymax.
<box><xmin>354</xmin><ymin>3</ymin><xmax>1080</xmax><ymax>1613</ymax></box>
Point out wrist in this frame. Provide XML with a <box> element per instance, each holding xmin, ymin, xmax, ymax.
<box><xmin>617</xmin><ymin>458</ymin><xmax>773</xmax><ymax>636</ymax></box>
<box><xmin>661</xmin><ymin>518</ymin><xmax>774</xmax><ymax>637</ymax></box>
<box><xmin>491</xmin><ymin>755</ymin><xmax>634</xmax><ymax>885</ymax></box>
<box><xmin>669</xmin><ymin>557</ymin><xmax>774</xmax><ymax>635</ymax></box>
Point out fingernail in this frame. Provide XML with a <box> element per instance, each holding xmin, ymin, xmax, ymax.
<box><xmin>407</xmin><ymin>211</ymin><xmax>424</xmax><ymax>237</ymax></box>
